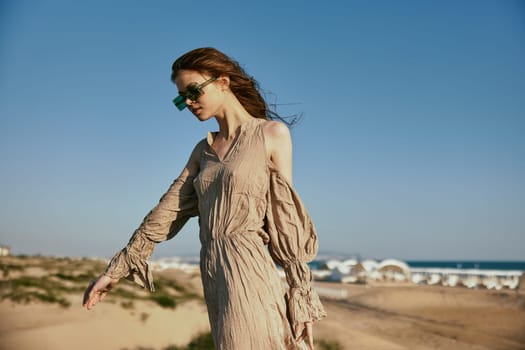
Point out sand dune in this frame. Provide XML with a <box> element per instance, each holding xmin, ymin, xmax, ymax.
<box><xmin>0</xmin><ymin>298</ymin><xmax>210</xmax><ymax>350</ymax></box>
<box><xmin>1</xmin><ymin>256</ymin><xmax>524</xmax><ymax>350</ymax></box>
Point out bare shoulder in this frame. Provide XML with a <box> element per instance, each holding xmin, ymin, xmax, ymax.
<box><xmin>261</xmin><ymin>120</ymin><xmax>293</xmax><ymax>183</ymax></box>
<box><xmin>262</xmin><ymin>119</ymin><xmax>291</xmax><ymax>140</ymax></box>
<box><xmin>263</xmin><ymin>120</ymin><xmax>292</xmax><ymax>155</ymax></box>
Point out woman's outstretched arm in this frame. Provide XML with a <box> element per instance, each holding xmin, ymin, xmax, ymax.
<box><xmin>82</xmin><ymin>140</ymin><xmax>204</xmax><ymax>310</ymax></box>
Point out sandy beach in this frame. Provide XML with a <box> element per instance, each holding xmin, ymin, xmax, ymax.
<box><xmin>314</xmin><ymin>281</ymin><xmax>525</xmax><ymax>350</ymax></box>
<box><xmin>1</xmin><ymin>256</ymin><xmax>524</xmax><ymax>350</ymax></box>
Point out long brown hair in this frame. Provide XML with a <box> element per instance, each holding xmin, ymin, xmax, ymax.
<box><xmin>171</xmin><ymin>47</ymin><xmax>298</xmax><ymax>125</ymax></box>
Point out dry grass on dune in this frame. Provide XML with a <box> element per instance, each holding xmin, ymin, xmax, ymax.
<box><xmin>0</xmin><ymin>256</ymin><xmax>343</xmax><ymax>350</ymax></box>
<box><xmin>0</xmin><ymin>255</ymin><xmax>203</xmax><ymax>310</ymax></box>
<box><xmin>0</xmin><ymin>255</ymin><xmax>211</xmax><ymax>350</ymax></box>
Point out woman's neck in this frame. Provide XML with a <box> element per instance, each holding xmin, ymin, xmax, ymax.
<box><xmin>214</xmin><ymin>95</ymin><xmax>254</xmax><ymax>139</ymax></box>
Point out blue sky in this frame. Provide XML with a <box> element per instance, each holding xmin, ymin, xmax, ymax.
<box><xmin>1</xmin><ymin>1</ymin><xmax>524</xmax><ymax>260</ymax></box>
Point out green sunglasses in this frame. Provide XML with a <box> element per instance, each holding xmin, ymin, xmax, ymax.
<box><xmin>173</xmin><ymin>76</ymin><xmax>217</xmax><ymax>111</ymax></box>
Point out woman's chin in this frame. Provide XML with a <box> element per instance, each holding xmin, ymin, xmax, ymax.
<box><xmin>195</xmin><ymin>114</ymin><xmax>211</xmax><ymax>122</ymax></box>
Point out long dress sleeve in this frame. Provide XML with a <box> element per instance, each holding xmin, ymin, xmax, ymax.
<box><xmin>104</xmin><ymin>174</ymin><xmax>199</xmax><ymax>292</ymax></box>
<box><xmin>264</xmin><ymin>164</ymin><xmax>327</xmax><ymax>330</ymax></box>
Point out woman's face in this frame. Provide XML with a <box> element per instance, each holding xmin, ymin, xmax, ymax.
<box><xmin>174</xmin><ymin>70</ymin><xmax>224</xmax><ymax>121</ymax></box>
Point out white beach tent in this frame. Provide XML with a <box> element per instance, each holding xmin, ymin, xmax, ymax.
<box><xmin>427</xmin><ymin>274</ymin><xmax>442</xmax><ymax>285</ymax></box>
<box><xmin>482</xmin><ymin>275</ymin><xmax>502</xmax><ymax>290</ymax></box>
<box><xmin>377</xmin><ymin>259</ymin><xmax>411</xmax><ymax>282</ymax></box>
<box><xmin>461</xmin><ymin>275</ymin><xmax>481</xmax><ymax>289</ymax></box>
<box><xmin>325</xmin><ymin>259</ymin><xmax>359</xmax><ymax>280</ymax></box>
<box><xmin>411</xmin><ymin>273</ymin><xmax>427</xmax><ymax>284</ymax></box>
<box><xmin>443</xmin><ymin>274</ymin><xmax>460</xmax><ymax>287</ymax></box>
<box><xmin>360</xmin><ymin>259</ymin><xmax>379</xmax><ymax>273</ymax></box>
<box><xmin>350</xmin><ymin>259</ymin><xmax>379</xmax><ymax>283</ymax></box>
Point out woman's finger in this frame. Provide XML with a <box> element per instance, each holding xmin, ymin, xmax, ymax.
<box><xmin>83</xmin><ymin>275</ymin><xmax>119</xmax><ymax>310</ymax></box>
<box><xmin>85</xmin><ymin>279</ymin><xmax>104</xmax><ymax>310</ymax></box>
<box><xmin>294</xmin><ymin>324</ymin><xmax>302</xmax><ymax>339</ymax></box>
<box><xmin>87</xmin><ymin>292</ymin><xmax>97</xmax><ymax>310</ymax></box>
<box><xmin>87</xmin><ymin>286</ymin><xmax>100</xmax><ymax>309</ymax></box>
<box><xmin>82</xmin><ymin>280</ymin><xmax>95</xmax><ymax>306</ymax></box>
<box><xmin>306</xmin><ymin>321</ymin><xmax>314</xmax><ymax>350</ymax></box>
<box><xmin>297</xmin><ymin>330</ymin><xmax>306</xmax><ymax>344</ymax></box>
<box><xmin>296</xmin><ymin>322</ymin><xmax>314</xmax><ymax>349</ymax></box>
<box><xmin>295</xmin><ymin>324</ymin><xmax>305</xmax><ymax>343</ymax></box>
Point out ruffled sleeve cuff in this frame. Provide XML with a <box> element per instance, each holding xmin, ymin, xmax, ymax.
<box><xmin>283</xmin><ymin>261</ymin><xmax>327</xmax><ymax>328</ymax></box>
<box><xmin>287</xmin><ymin>284</ymin><xmax>327</xmax><ymax>327</ymax></box>
<box><xmin>103</xmin><ymin>232</ymin><xmax>156</xmax><ymax>292</ymax></box>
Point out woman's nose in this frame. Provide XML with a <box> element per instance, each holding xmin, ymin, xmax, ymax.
<box><xmin>185</xmin><ymin>97</ymin><xmax>194</xmax><ymax>106</ymax></box>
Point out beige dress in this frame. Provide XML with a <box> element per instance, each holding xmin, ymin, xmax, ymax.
<box><xmin>104</xmin><ymin>118</ymin><xmax>326</xmax><ymax>349</ymax></box>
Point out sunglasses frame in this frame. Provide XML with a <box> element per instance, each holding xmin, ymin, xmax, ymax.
<box><xmin>173</xmin><ymin>76</ymin><xmax>217</xmax><ymax>111</ymax></box>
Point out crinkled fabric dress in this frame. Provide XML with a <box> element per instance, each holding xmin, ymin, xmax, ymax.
<box><xmin>104</xmin><ymin>118</ymin><xmax>326</xmax><ymax>349</ymax></box>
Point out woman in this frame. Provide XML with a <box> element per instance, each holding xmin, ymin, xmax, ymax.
<box><xmin>83</xmin><ymin>47</ymin><xmax>326</xmax><ymax>350</ymax></box>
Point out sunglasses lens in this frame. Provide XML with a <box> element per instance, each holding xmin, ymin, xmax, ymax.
<box><xmin>173</xmin><ymin>95</ymin><xmax>187</xmax><ymax>111</ymax></box>
<box><xmin>186</xmin><ymin>86</ymin><xmax>202</xmax><ymax>101</ymax></box>
<box><xmin>173</xmin><ymin>79</ymin><xmax>212</xmax><ymax>111</ymax></box>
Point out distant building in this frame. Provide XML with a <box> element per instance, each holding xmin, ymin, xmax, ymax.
<box><xmin>0</xmin><ymin>245</ymin><xmax>11</xmax><ymax>256</ymax></box>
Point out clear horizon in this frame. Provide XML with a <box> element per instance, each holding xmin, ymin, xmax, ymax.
<box><xmin>1</xmin><ymin>1</ymin><xmax>524</xmax><ymax>261</ymax></box>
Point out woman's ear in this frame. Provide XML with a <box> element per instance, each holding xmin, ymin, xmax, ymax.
<box><xmin>217</xmin><ymin>75</ymin><xmax>230</xmax><ymax>91</ymax></box>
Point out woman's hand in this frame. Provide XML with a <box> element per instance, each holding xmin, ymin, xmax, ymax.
<box><xmin>295</xmin><ymin>321</ymin><xmax>315</xmax><ymax>349</ymax></box>
<box><xmin>82</xmin><ymin>274</ymin><xmax>119</xmax><ymax>310</ymax></box>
